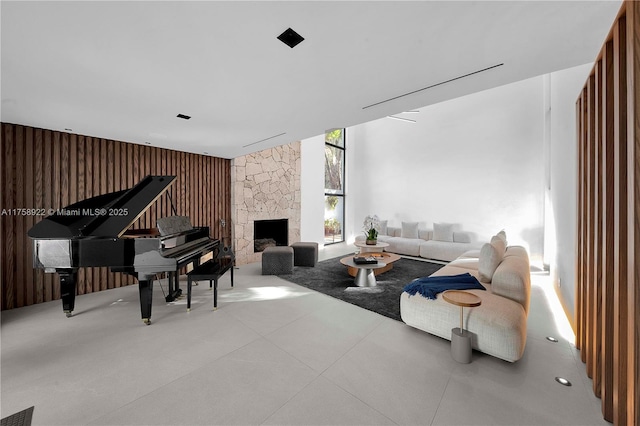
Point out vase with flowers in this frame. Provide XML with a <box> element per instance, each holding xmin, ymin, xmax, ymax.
<box><xmin>363</xmin><ymin>214</ymin><xmax>380</xmax><ymax>245</ymax></box>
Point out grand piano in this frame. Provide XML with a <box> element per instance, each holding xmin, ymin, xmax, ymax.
<box><xmin>27</xmin><ymin>175</ymin><xmax>219</xmax><ymax>324</ymax></box>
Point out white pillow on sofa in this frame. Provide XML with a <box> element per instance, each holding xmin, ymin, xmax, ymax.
<box><xmin>479</xmin><ymin>242</ymin><xmax>503</xmax><ymax>282</ymax></box>
<box><xmin>433</xmin><ymin>223</ymin><xmax>454</xmax><ymax>242</ymax></box>
<box><xmin>401</xmin><ymin>222</ymin><xmax>419</xmax><ymax>238</ymax></box>
<box><xmin>377</xmin><ymin>220</ymin><xmax>388</xmax><ymax>235</ymax></box>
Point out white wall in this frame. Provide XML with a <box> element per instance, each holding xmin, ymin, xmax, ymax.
<box><xmin>548</xmin><ymin>63</ymin><xmax>593</xmax><ymax>322</ymax></box>
<box><xmin>300</xmin><ymin>134</ymin><xmax>325</xmax><ymax>244</ymax></box>
<box><xmin>299</xmin><ymin>66</ymin><xmax>589</xmax><ymax>326</ymax></box>
<box><xmin>347</xmin><ymin>76</ymin><xmax>546</xmax><ymax>263</ymax></box>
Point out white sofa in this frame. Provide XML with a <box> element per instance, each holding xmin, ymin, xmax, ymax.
<box><xmin>356</xmin><ymin>222</ymin><xmax>483</xmax><ymax>262</ymax></box>
<box><xmin>399</xmin><ymin>233</ymin><xmax>531</xmax><ymax>362</ymax></box>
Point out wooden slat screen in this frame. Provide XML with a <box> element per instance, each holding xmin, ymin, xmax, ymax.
<box><xmin>575</xmin><ymin>1</ymin><xmax>639</xmax><ymax>424</ymax></box>
<box><xmin>0</xmin><ymin>123</ymin><xmax>231</xmax><ymax>310</ymax></box>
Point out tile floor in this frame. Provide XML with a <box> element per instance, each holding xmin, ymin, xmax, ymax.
<box><xmin>1</xmin><ymin>243</ymin><xmax>607</xmax><ymax>425</ymax></box>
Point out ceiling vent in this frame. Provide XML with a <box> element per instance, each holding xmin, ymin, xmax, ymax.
<box><xmin>177</xmin><ymin>114</ymin><xmax>191</xmax><ymax>120</ymax></box>
<box><xmin>363</xmin><ymin>63</ymin><xmax>504</xmax><ymax>109</ymax></box>
<box><xmin>277</xmin><ymin>28</ymin><xmax>304</xmax><ymax>48</ymax></box>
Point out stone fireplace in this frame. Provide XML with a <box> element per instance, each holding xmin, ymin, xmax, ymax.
<box><xmin>231</xmin><ymin>142</ymin><xmax>301</xmax><ymax>265</ymax></box>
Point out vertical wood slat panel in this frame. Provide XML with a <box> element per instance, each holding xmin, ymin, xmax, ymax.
<box><xmin>576</xmin><ymin>96</ymin><xmax>583</xmax><ymax>352</ymax></box>
<box><xmin>34</xmin><ymin>129</ymin><xmax>44</xmax><ymax>303</ymax></box>
<box><xmin>15</xmin><ymin>126</ymin><xmax>25</xmax><ymax>308</ymax></box>
<box><xmin>2</xmin><ymin>124</ymin><xmax>15</xmax><ymax>309</ymax></box>
<box><xmin>576</xmin><ymin>2</ymin><xmax>639</xmax><ymax>423</ymax></box>
<box><xmin>613</xmin><ymin>16</ymin><xmax>629</xmax><ymax>426</ymax></box>
<box><xmin>593</xmin><ymin>59</ymin><xmax>604</xmax><ymax>395</ymax></box>
<box><xmin>628</xmin><ymin>1</ymin><xmax>640</xmax><ymax>421</ymax></box>
<box><xmin>24</xmin><ymin>127</ymin><xmax>34</xmax><ymax>307</ymax></box>
<box><xmin>43</xmin><ymin>130</ymin><xmax>53</xmax><ymax>302</ymax></box>
<box><xmin>0</xmin><ymin>123</ymin><xmax>231</xmax><ymax>310</ymax></box>
<box><xmin>586</xmin><ymin>73</ymin><xmax>596</xmax><ymax>370</ymax></box>
<box><xmin>601</xmin><ymin>39</ymin><xmax>615</xmax><ymax>422</ymax></box>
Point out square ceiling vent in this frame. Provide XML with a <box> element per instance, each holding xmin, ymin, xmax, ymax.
<box><xmin>277</xmin><ymin>28</ymin><xmax>304</xmax><ymax>48</ymax></box>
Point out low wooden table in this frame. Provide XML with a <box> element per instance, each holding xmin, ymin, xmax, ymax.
<box><xmin>344</xmin><ymin>252</ymin><xmax>401</xmax><ymax>277</ymax></box>
<box><xmin>442</xmin><ymin>290</ymin><xmax>482</xmax><ymax>363</ymax></box>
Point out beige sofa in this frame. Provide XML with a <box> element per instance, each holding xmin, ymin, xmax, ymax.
<box><xmin>399</xmin><ymin>233</ymin><xmax>531</xmax><ymax>362</ymax></box>
<box><xmin>355</xmin><ymin>222</ymin><xmax>483</xmax><ymax>262</ymax></box>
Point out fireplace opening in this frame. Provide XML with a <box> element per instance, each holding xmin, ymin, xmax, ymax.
<box><xmin>254</xmin><ymin>219</ymin><xmax>288</xmax><ymax>252</ymax></box>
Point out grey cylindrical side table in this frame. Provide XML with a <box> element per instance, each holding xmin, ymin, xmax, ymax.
<box><xmin>442</xmin><ymin>290</ymin><xmax>482</xmax><ymax>364</ymax></box>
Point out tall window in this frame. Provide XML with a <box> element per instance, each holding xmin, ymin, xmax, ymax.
<box><xmin>324</xmin><ymin>129</ymin><xmax>345</xmax><ymax>244</ymax></box>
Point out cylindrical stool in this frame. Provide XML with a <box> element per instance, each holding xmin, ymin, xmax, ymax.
<box><xmin>442</xmin><ymin>290</ymin><xmax>482</xmax><ymax>364</ymax></box>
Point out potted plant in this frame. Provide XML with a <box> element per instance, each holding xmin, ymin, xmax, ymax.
<box><xmin>363</xmin><ymin>215</ymin><xmax>380</xmax><ymax>245</ymax></box>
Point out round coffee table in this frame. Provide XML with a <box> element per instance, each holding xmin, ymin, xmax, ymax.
<box><xmin>355</xmin><ymin>241</ymin><xmax>389</xmax><ymax>254</ymax></box>
<box><xmin>339</xmin><ymin>256</ymin><xmax>387</xmax><ymax>287</ymax></box>
<box><xmin>344</xmin><ymin>251</ymin><xmax>401</xmax><ymax>277</ymax></box>
<box><xmin>442</xmin><ymin>290</ymin><xmax>482</xmax><ymax>363</ymax></box>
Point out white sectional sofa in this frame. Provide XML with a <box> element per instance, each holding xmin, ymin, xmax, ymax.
<box><xmin>355</xmin><ymin>221</ymin><xmax>483</xmax><ymax>262</ymax></box>
<box><xmin>400</xmin><ymin>232</ymin><xmax>531</xmax><ymax>362</ymax></box>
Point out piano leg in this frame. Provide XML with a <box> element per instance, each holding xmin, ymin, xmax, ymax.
<box><xmin>138</xmin><ymin>276</ymin><xmax>154</xmax><ymax>325</ymax></box>
<box><xmin>165</xmin><ymin>271</ymin><xmax>183</xmax><ymax>303</ymax></box>
<box><xmin>58</xmin><ymin>270</ymin><xmax>78</xmax><ymax>317</ymax></box>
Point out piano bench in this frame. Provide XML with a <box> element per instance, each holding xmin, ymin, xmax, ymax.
<box><xmin>186</xmin><ymin>258</ymin><xmax>234</xmax><ymax>311</ymax></box>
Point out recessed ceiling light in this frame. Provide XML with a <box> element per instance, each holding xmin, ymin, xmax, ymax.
<box><xmin>546</xmin><ymin>336</ymin><xmax>559</xmax><ymax>342</ymax></box>
<box><xmin>277</xmin><ymin>28</ymin><xmax>304</xmax><ymax>48</ymax></box>
<box><xmin>555</xmin><ymin>377</ymin><xmax>572</xmax><ymax>386</ymax></box>
<box><xmin>177</xmin><ymin>114</ymin><xmax>191</xmax><ymax>120</ymax></box>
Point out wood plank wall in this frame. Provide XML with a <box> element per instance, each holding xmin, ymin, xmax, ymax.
<box><xmin>0</xmin><ymin>123</ymin><xmax>231</xmax><ymax>311</ymax></box>
<box><xmin>575</xmin><ymin>2</ymin><xmax>639</xmax><ymax>424</ymax></box>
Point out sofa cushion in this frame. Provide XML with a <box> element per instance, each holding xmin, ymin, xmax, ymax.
<box><xmin>418</xmin><ymin>229</ymin><xmax>432</xmax><ymax>241</ymax></box>
<box><xmin>492</xmin><ymin>246</ymin><xmax>531</xmax><ymax>313</ymax></box>
<box><xmin>401</xmin><ymin>222</ymin><xmax>419</xmax><ymax>238</ymax></box>
<box><xmin>419</xmin><ymin>240</ymin><xmax>479</xmax><ymax>263</ymax></box>
<box><xmin>478</xmin><ymin>243</ymin><xmax>502</xmax><ymax>282</ymax></box>
<box><xmin>453</xmin><ymin>231</ymin><xmax>471</xmax><ymax>243</ymax></box>
<box><xmin>433</xmin><ymin>223</ymin><xmax>454</xmax><ymax>242</ymax></box>
<box><xmin>378</xmin><ymin>220</ymin><xmax>388</xmax><ymax>236</ymax></box>
<box><xmin>385</xmin><ymin>237</ymin><xmax>421</xmax><ymax>256</ymax></box>
<box><xmin>490</xmin><ymin>235</ymin><xmax>507</xmax><ymax>256</ymax></box>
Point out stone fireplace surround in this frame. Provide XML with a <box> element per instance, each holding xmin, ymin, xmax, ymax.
<box><xmin>231</xmin><ymin>142</ymin><xmax>301</xmax><ymax>265</ymax></box>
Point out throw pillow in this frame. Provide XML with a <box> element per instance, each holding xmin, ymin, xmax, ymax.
<box><xmin>379</xmin><ymin>220</ymin><xmax>388</xmax><ymax>236</ymax></box>
<box><xmin>401</xmin><ymin>221</ymin><xmax>419</xmax><ymax>239</ymax></box>
<box><xmin>478</xmin><ymin>242</ymin><xmax>502</xmax><ymax>282</ymax></box>
<box><xmin>490</xmin><ymin>235</ymin><xmax>507</xmax><ymax>258</ymax></box>
<box><xmin>496</xmin><ymin>230</ymin><xmax>508</xmax><ymax>245</ymax></box>
<box><xmin>433</xmin><ymin>223</ymin><xmax>454</xmax><ymax>242</ymax></box>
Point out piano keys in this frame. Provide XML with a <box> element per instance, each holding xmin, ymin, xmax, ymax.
<box><xmin>27</xmin><ymin>175</ymin><xmax>219</xmax><ymax>324</ymax></box>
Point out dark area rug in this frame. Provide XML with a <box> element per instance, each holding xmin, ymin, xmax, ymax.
<box><xmin>277</xmin><ymin>257</ymin><xmax>443</xmax><ymax>321</ymax></box>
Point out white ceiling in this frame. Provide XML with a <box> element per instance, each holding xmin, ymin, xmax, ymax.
<box><xmin>1</xmin><ymin>1</ymin><xmax>622</xmax><ymax>159</ymax></box>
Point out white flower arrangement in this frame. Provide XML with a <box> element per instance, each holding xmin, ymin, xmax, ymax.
<box><xmin>363</xmin><ymin>214</ymin><xmax>380</xmax><ymax>240</ymax></box>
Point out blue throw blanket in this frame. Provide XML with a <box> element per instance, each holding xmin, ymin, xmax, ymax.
<box><xmin>403</xmin><ymin>273</ymin><xmax>485</xmax><ymax>300</ymax></box>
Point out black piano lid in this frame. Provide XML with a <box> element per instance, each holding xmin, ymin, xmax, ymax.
<box><xmin>28</xmin><ymin>176</ymin><xmax>177</xmax><ymax>239</ymax></box>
